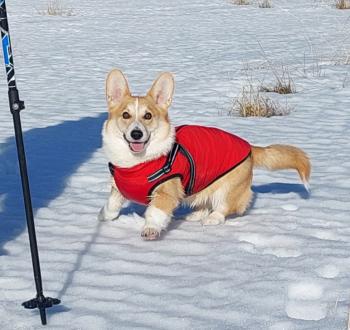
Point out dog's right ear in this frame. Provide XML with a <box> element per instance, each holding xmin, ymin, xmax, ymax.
<box><xmin>106</xmin><ymin>69</ymin><xmax>130</xmax><ymax>108</ymax></box>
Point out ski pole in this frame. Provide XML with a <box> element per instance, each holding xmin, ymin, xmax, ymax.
<box><xmin>0</xmin><ymin>0</ymin><xmax>60</xmax><ymax>325</ymax></box>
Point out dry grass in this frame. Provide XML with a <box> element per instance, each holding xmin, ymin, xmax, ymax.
<box><xmin>335</xmin><ymin>0</ymin><xmax>350</xmax><ymax>9</ymax></box>
<box><xmin>38</xmin><ymin>0</ymin><xmax>73</xmax><ymax>16</ymax></box>
<box><xmin>342</xmin><ymin>54</ymin><xmax>350</xmax><ymax>64</ymax></box>
<box><xmin>260</xmin><ymin>68</ymin><xmax>296</xmax><ymax>94</ymax></box>
<box><xmin>230</xmin><ymin>84</ymin><xmax>290</xmax><ymax>118</ymax></box>
<box><xmin>332</xmin><ymin>52</ymin><xmax>350</xmax><ymax>65</ymax></box>
<box><xmin>258</xmin><ymin>0</ymin><xmax>272</xmax><ymax>8</ymax></box>
<box><xmin>231</xmin><ymin>0</ymin><xmax>250</xmax><ymax>5</ymax></box>
<box><xmin>259</xmin><ymin>66</ymin><xmax>296</xmax><ymax>94</ymax></box>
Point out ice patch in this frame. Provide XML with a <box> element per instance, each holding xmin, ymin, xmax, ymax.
<box><xmin>288</xmin><ymin>282</ymin><xmax>323</xmax><ymax>300</ymax></box>
<box><xmin>316</xmin><ymin>264</ymin><xmax>340</xmax><ymax>279</ymax></box>
<box><xmin>286</xmin><ymin>282</ymin><xmax>326</xmax><ymax>321</ymax></box>
<box><xmin>236</xmin><ymin>233</ymin><xmax>302</xmax><ymax>257</ymax></box>
<box><xmin>281</xmin><ymin>204</ymin><xmax>299</xmax><ymax>211</ymax></box>
<box><xmin>310</xmin><ymin>229</ymin><xmax>337</xmax><ymax>241</ymax></box>
<box><xmin>285</xmin><ymin>300</ymin><xmax>327</xmax><ymax>321</ymax></box>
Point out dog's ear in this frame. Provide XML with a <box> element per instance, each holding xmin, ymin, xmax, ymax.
<box><xmin>147</xmin><ymin>72</ymin><xmax>174</xmax><ymax>109</ymax></box>
<box><xmin>106</xmin><ymin>69</ymin><xmax>130</xmax><ymax>108</ymax></box>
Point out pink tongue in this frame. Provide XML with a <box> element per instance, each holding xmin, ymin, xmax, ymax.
<box><xmin>130</xmin><ymin>142</ymin><xmax>145</xmax><ymax>152</ymax></box>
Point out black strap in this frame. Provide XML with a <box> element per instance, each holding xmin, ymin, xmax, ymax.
<box><xmin>178</xmin><ymin>144</ymin><xmax>195</xmax><ymax>195</ymax></box>
<box><xmin>147</xmin><ymin>142</ymin><xmax>196</xmax><ymax>196</ymax></box>
<box><xmin>108</xmin><ymin>162</ymin><xmax>115</xmax><ymax>176</ymax></box>
<box><xmin>148</xmin><ymin>143</ymin><xmax>180</xmax><ymax>182</ymax></box>
<box><xmin>109</xmin><ymin>141</ymin><xmax>196</xmax><ymax>196</ymax></box>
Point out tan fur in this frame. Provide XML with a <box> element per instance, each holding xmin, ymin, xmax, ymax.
<box><xmin>151</xmin><ymin>177</ymin><xmax>184</xmax><ymax>215</ymax></box>
<box><xmin>185</xmin><ymin>156</ymin><xmax>253</xmax><ymax>218</ymax></box>
<box><xmin>251</xmin><ymin>144</ymin><xmax>311</xmax><ymax>183</ymax></box>
<box><xmin>101</xmin><ymin>69</ymin><xmax>312</xmax><ymax>239</ymax></box>
<box><xmin>107</xmin><ymin>95</ymin><xmax>169</xmax><ymax>129</ymax></box>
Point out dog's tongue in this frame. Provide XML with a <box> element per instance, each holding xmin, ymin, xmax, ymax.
<box><xmin>130</xmin><ymin>142</ymin><xmax>145</xmax><ymax>153</ymax></box>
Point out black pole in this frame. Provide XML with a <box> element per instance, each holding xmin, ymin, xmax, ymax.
<box><xmin>0</xmin><ymin>0</ymin><xmax>60</xmax><ymax>325</ymax></box>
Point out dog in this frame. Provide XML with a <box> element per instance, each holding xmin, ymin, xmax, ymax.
<box><xmin>99</xmin><ymin>69</ymin><xmax>311</xmax><ymax>240</ymax></box>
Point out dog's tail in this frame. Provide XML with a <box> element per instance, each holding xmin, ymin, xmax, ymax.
<box><xmin>251</xmin><ymin>144</ymin><xmax>311</xmax><ymax>191</ymax></box>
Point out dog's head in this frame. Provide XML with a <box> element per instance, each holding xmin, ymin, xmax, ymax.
<box><xmin>103</xmin><ymin>69</ymin><xmax>175</xmax><ymax>167</ymax></box>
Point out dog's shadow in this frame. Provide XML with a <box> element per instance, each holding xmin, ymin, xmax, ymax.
<box><xmin>252</xmin><ymin>182</ymin><xmax>310</xmax><ymax>199</ymax></box>
<box><xmin>119</xmin><ymin>182</ymin><xmax>309</xmax><ymax>239</ymax></box>
<box><xmin>120</xmin><ymin>202</ymin><xmax>191</xmax><ymax>239</ymax></box>
<box><xmin>0</xmin><ymin>114</ymin><xmax>106</xmax><ymax>255</ymax></box>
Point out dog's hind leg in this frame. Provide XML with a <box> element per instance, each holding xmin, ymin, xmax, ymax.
<box><xmin>201</xmin><ymin>185</ymin><xmax>228</xmax><ymax>226</ymax></box>
<box><xmin>185</xmin><ymin>208</ymin><xmax>210</xmax><ymax>222</ymax></box>
<box><xmin>184</xmin><ymin>192</ymin><xmax>211</xmax><ymax>222</ymax></box>
<box><xmin>201</xmin><ymin>157</ymin><xmax>253</xmax><ymax>226</ymax></box>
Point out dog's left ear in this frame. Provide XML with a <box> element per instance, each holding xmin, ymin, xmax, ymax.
<box><xmin>147</xmin><ymin>72</ymin><xmax>174</xmax><ymax>109</ymax></box>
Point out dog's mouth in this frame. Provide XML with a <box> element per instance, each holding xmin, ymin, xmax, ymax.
<box><xmin>124</xmin><ymin>135</ymin><xmax>150</xmax><ymax>153</ymax></box>
<box><xmin>129</xmin><ymin>142</ymin><xmax>146</xmax><ymax>153</ymax></box>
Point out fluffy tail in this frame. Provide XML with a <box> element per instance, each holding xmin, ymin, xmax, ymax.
<box><xmin>251</xmin><ymin>144</ymin><xmax>311</xmax><ymax>191</ymax></box>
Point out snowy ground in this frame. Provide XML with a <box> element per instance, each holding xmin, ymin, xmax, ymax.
<box><xmin>1</xmin><ymin>0</ymin><xmax>350</xmax><ymax>329</ymax></box>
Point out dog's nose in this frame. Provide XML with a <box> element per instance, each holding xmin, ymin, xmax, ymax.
<box><xmin>130</xmin><ymin>129</ymin><xmax>143</xmax><ymax>140</ymax></box>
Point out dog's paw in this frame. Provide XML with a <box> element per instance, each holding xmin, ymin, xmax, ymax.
<box><xmin>98</xmin><ymin>207</ymin><xmax>119</xmax><ymax>221</ymax></box>
<box><xmin>201</xmin><ymin>212</ymin><xmax>225</xmax><ymax>226</ymax></box>
<box><xmin>141</xmin><ymin>227</ymin><xmax>160</xmax><ymax>240</ymax></box>
<box><xmin>185</xmin><ymin>209</ymin><xmax>210</xmax><ymax>222</ymax></box>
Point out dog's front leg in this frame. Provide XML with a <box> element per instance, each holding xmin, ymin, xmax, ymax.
<box><xmin>98</xmin><ymin>180</ymin><xmax>125</xmax><ymax>221</ymax></box>
<box><xmin>142</xmin><ymin>178</ymin><xmax>183</xmax><ymax>240</ymax></box>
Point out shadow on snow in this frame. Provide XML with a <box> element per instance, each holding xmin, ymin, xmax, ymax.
<box><xmin>0</xmin><ymin>114</ymin><xmax>106</xmax><ymax>255</ymax></box>
<box><xmin>252</xmin><ymin>182</ymin><xmax>310</xmax><ymax>200</ymax></box>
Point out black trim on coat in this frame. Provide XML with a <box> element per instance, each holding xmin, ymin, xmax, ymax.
<box><xmin>178</xmin><ymin>144</ymin><xmax>196</xmax><ymax>195</ymax></box>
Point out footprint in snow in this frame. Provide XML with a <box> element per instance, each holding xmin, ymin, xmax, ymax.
<box><xmin>316</xmin><ymin>264</ymin><xmax>339</xmax><ymax>279</ymax></box>
<box><xmin>236</xmin><ymin>233</ymin><xmax>302</xmax><ymax>258</ymax></box>
<box><xmin>285</xmin><ymin>282</ymin><xmax>327</xmax><ymax>321</ymax></box>
<box><xmin>281</xmin><ymin>204</ymin><xmax>299</xmax><ymax>211</ymax></box>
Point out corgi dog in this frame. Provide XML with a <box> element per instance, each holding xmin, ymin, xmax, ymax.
<box><xmin>99</xmin><ymin>69</ymin><xmax>311</xmax><ymax>240</ymax></box>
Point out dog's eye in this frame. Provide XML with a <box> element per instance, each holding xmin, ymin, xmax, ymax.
<box><xmin>144</xmin><ymin>112</ymin><xmax>152</xmax><ymax>120</ymax></box>
<box><xmin>122</xmin><ymin>112</ymin><xmax>131</xmax><ymax>119</ymax></box>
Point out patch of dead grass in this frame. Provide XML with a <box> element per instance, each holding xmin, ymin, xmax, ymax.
<box><xmin>260</xmin><ymin>68</ymin><xmax>296</xmax><ymax>94</ymax></box>
<box><xmin>231</xmin><ymin>0</ymin><xmax>250</xmax><ymax>5</ymax></box>
<box><xmin>38</xmin><ymin>0</ymin><xmax>73</xmax><ymax>16</ymax></box>
<box><xmin>258</xmin><ymin>0</ymin><xmax>272</xmax><ymax>8</ymax></box>
<box><xmin>230</xmin><ymin>84</ymin><xmax>290</xmax><ymax>118</ymax></box>
<box><xmin>335</xmin><ymin>0</ymin><xmax>350</xmax><ymax>9</ymax></box>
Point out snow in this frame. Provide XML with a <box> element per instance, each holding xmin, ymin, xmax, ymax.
<box><xmin>1</xmin><ymin>0</ymin><xmax>350</xmax><ymax>329</ymax></box>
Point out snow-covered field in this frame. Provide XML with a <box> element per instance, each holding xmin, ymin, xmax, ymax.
<box><xmin>1</xmin><ymin>0</ymin><xmax>350</xmax><ymax>329</ymax></box>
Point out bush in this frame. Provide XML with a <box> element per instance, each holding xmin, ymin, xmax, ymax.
<box><xmin>335</xmin><ymin>0</ymin><xmax>350</xmax><ymax>9</ymax></box>
<box><xmin>38</xmin><ymin>1</ymin><xmax>73</xmax><ymax>16</ymax></box>
<box><xmin>230</xmin><ymin>84</ymin><xmax>290</xmax><ymax>118</ymax></box>
<box><xmin>258</xmin><ymin>0</ymin><xmax>272</xmax><ymax>8</ymax></box>
<box><xmin>232</xmin><ymin>0</ymin><xmax>250</xmax><ymax>5</ymax></box>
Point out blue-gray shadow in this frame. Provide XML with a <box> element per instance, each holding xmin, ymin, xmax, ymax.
<box><xmin>120</xmin><ymin>203</ymin><xmax>192</xmax><ymax>219</ymax></box>
<box><xmin>252</xmin><ymin>182</ymin><xmax>310</xmax><ymax>199</ymax></box>
<box><xmin>118</xmin><ymin>183</ymin><xmax>308</xmax><ymax>236</ymax></box>
<box><xmin>0</xmin><ymin>114</ymin><xmax>106</xmax><ymax>255</ymax></box>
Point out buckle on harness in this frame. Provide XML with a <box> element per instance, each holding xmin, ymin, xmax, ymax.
<box><xmin>147</xmin><ymin>143</ymin><xmax>180</xmax><ymax>182</ymax></box>
<box><xmin>163</xmin><ymin>164</ymin><xmax>171</xmax><ymax>174</ymax></box>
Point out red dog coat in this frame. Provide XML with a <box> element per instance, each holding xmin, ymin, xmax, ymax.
<box><xmin>109</xmin><ymin>125</ymin><xmax>251</xmax><ymax>205</ymax></box>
